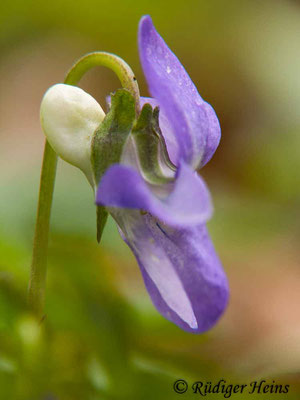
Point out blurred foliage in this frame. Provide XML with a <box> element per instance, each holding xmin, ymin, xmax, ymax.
<box><xmin>0</xmin><ymin>0</ymin><xmax>300</xmax><ymax>399</ymax></box>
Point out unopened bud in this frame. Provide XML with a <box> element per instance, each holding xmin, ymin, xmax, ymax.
<box><xmin>40</xmin><ymin>83</ymin><xmax>105</xmax><ymax>184</ymax></box>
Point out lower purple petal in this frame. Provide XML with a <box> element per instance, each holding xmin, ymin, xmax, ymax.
<box><xmin>115</xmin><ymin>211</ymin><xmax>229</xmax><ymax>333</ymax></box>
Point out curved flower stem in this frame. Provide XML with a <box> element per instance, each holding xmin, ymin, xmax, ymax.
<box><xmin>65</xmin><ymin>52</ymin><xmax>140</xmax><ymax>113</ymax></box>
<box><xmin>28</xmin><ymin>52</ymin><xmax>140</xmax><ymax>318</ymax></box>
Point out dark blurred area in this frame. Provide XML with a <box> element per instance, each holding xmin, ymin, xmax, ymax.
<box><xmin>0</xmin><ymin>0</ymin><xmax>299</xmax><ymax>399</ymax></box>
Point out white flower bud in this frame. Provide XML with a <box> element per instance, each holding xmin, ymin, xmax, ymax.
<box><xmin>40</xmin><ymin>83</ymin><xmax>105</xmax><ymax>184</ymax></box>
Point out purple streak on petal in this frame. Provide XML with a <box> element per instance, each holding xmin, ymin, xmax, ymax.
<box><xmin>140</xmin><ymin>97</ymin><xmax>179</xmax><ymax>165</ymax></box>
<box><xmin>96</xmin><ymin>162</ymin><xmax>213</xmax><ymax>227</ymax></box>
<box><xmin>115</xmin><ymin>211</ymin><xmax>229</xmax><ymax>333</ymax></box>
<box><xmin>138</xmin><ymin>16</ymin><xmax>221</xmax><ymax>169</ymax></box>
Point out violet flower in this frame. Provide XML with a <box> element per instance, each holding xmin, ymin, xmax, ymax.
<box><xmin>96</xmin><ymin>16</ymin><xmax>229</xmax><ymax>333</ymax></box>
<box><xmin>41</xmin><ymin>16</ymin><xmax>229</xmax><ymax>333</ymax></box>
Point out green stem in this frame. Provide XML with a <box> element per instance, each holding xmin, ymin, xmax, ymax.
<box><xmin>28</xmin><ymin>52</ymin><xmax>140</xmax><ymax>318</ymax></box>
<box><xmin>65</xmin><ymin>52</ymin><xmax>140</xmax><ymax>112</ymax></box>
<box><xmin>27</xmin><ymin>141</ymin><xmax>57</xmax><ymax>317</ymax></box>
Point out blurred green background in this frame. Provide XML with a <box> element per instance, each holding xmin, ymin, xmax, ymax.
<box><xmin>0</xmin><ymin>0</ymin><xmax>299</xmax><ymax>399</ymax></box>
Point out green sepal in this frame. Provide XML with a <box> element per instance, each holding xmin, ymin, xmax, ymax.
<box><xmin>96</xmin><ymin>206</ymin><xmax>108</xmax><ymax>243</ymax></box>
<box><xmin>132</xmin><ymin>104</ymin><xmax>176</xmax><ymax>185</ymax></box>
<box><xmin>91</xmin><ymin>89</ymin><xmax>136</xmax><ymax>183</ymax></box>
<box><xmin>91</xmin><ymin>88</ymin><xmax>136</xmax><ymax>242</ymax></box>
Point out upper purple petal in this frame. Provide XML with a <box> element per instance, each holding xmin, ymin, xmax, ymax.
<box><xmin>115</xmin><ymin>211</ymin><xmax>229</xmax><ymax>333</ymax></box>
<box><xmin>96</xmin><ymin>161</ymin><xmax>213</xmax><ymax>227</ymax></box>
<box><xmin>138</xmin><ymin>15</ymin><xmax>221</xmax><ymax>169</ymax></box>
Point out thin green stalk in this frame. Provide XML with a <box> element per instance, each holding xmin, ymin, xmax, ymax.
<box><xmin>65</xmin><ymin>52</ymin><xmax>140</xmax><ymax>112</ymax></box>
<box><xmin>27</xmin><ymin>141</ymin><xmax>57</xmax><ymax>317</ymax></box>
<box><xmin>28</xmin><ymin>52</ymin><xmax>140</xmax><ymax>318</ymax></box>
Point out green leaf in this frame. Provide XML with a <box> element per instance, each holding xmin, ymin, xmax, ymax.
<box><xmin>91</xmin><ymin>89</ymin><xmax>136</xmax><ymax>242</ymax></box>
<box><xmin>132</xmin><ymin>104</ymin><xmax>176</xmax><ymax>185</ymax></box>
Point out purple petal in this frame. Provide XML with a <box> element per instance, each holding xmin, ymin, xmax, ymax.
<box><xmin>96</xmin><ymin>162</ymin><xmax>213</xmax><ymax>227</ymax></box>
<box><xmin>115</xmin><ymin>211</ymin><xmax>229</xmax><ymax>333</ymax></box>
<box><xmin>138</xmin><ymin>16</ymin><xmax>221</xmax><ymax>169</ymax></box>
